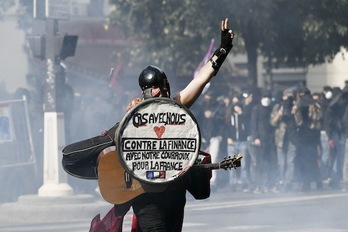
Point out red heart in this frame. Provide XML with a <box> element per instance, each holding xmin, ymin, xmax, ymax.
<box><xmin>153</xmin><ymin>126</ymin><xmax>165</xmax><ymax>139</ymax></box>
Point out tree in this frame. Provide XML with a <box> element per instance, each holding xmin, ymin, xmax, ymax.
<box><xmin>264</xmin><ymin>0</ymin><xmax>348</xmax><ymax>67</ymax></box>
<box><xmin>108</xmin><ymin>0</ymin><xmax>219</xmax><ymax>77</ymax></box>
<box><xmin>202</xmin><ymin>0</ymin><xmax>348</xmax><ymax>86</ymax></box>
<box><xmin>108</xmin><ymin>0</ymin><xmax>348</xmax><ymax>87</ymax></box>
<box><xmin>217</xmin><ymin>0</ymin><xmax>275</xmax><ymax>86</ymax></box>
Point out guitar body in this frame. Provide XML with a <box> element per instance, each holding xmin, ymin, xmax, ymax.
<box><xmin>97</xmin><ymin>147</ymin><xmax>167</xmax><ymax>205</ymax></box>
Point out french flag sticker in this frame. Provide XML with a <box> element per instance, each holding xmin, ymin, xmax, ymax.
<box><xmin>146</xmin><ymin>171</ymin><xmax>166</xmax><ymax>179</ymax></box>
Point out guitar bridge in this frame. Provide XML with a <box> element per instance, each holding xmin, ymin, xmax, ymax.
<box><xmin>124</xmin><ymin>172</ymin><xmax>132</xmax><ymax>188</ymax></box>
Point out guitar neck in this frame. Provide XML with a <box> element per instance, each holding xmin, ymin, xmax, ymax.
<box><xmin>192</xmin><ymin>163</ymin><xmax>223</xmax><ymax>170</ymax></box>
<box><xmin>192</xmin><ymin>154</ymin><xmax>242</xmax><ymax>170</ymax></box>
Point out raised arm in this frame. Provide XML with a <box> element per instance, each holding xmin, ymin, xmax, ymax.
<box><xmin>174</xmin><ymin>18</ymin><xmax>234</xmax><ymax>108</ymax></box>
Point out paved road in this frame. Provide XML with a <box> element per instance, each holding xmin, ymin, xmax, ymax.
<box><xmin>184</xmin><ymin>189</ymin><xmax>348</xmax><ymax>231</ymax></box>
<box><xmin>1</xmin><ymin>188</ymin><xmax>348</xmax><ymax>232</ymax></box>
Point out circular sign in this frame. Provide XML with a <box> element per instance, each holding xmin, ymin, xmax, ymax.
<box><xmin>115</xmin><ymin>98</ymin><xmax>201</xmax><ymax>185</ymax></box>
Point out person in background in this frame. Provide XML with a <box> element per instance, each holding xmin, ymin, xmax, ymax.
<box><xmin>191</xmin><ymin>90</ymin><xmax>216</xmax><ymax>137</ymax></box>
<box><xmin>225</xmin><ymin>101</ymin><xmax>248</xmax><ymax>190</ymax></box>
<box><xmin>321</xmin><ymin>86</ymin><xmax>333</xmax><ymax>113</ymax></box>
<box><xmin>323</xmin><ymin>87</ymin><xmax>348</xmax><ymax>189</ymax></box>
<box><xmin>231</xmin><ymin>92</ymin><xmax>241</xmax><ymax>105</ymax></box>
<box><xmin>209</xmin><ymin>93</ymin><xmax>232</xmax><ymax>189</ymax></box>
<box><xmin>316</xmin><ymin>86</ymin><xmax>332</xmax><ymax>184</ymax></box>
<box><xmin>293</xmin><ymin>87</ymin><xmax>323</xmax><ymax>191</ymax></box>
<box><xmin>270</xmin><ymin>89</ymin><xmax>297</xmax><ymax>192</ymax></box>
<box><xmin>250</xmin><ymin>90</ymin><xmax>277</xmax><ymax>193</ymax></box>
<box><xmin>312</xmin><ymin>92</ymin><xmax>321</xmax><ymax>102</ymax></box>
<box><xmin>240</xmin><ymin>88</ymin><xmax>255</xmax><ymax>192</ymax></box>
<box><xmin>200</xmin><ymin>104</ymin><xmax>224</xmax><ymax>190</ymax></box>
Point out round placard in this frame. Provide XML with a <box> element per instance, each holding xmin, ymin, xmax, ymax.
<box><xmin>115</xmin><ymin>98</ymin><xmax>201</xmax><ymax>185</ymax></box>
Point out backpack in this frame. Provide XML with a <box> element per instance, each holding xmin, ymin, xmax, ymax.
<box><xmin>308</xmin><ymin>102</ymin><xmax>322</xmax><ymax>130</ymax></box>
<box><xmin>62</xmin><ymin>124</ymin><xmax>118</xmax><ymax>179</ymax></box>
<box><xmin>62</xmin><ymin>98</ymin><xmax>143</xmax><ymax>179</ymax></box>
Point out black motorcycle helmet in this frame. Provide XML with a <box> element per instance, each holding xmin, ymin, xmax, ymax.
<box><xmin>138</xmin><ymin>65</ymin><xmax>171</xmax><ymax>99</ymax></box>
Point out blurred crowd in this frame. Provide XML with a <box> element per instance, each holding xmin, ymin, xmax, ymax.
<box><xmin>3</xmin><ymin>70</ymin><xmax>348</xmax><ymax>195</ymax></box>
<box><xmin>190</xmin><ymin>81</ymin><xmax>348</xmax><ymax>194</ymax></box>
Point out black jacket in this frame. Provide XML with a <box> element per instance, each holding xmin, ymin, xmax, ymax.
<box><xmin>225</xmin><ymin>107</ymin><xmax>248</xmax><ymax>142</ymax></box>
<box><xmin>250</xmin><ymin>104</ymin><xmax>274</xmax><ymax>145</ymax></box>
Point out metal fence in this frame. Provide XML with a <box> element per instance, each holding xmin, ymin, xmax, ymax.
<box><xmin>0</xmin><ymin>97</ymin><xmax>36</xmax><ymax>168</ymax></box>
<box><xmin>0</xmin><ymin>97</ymin><xmax>39</xmax><ymax>202</ymax></box>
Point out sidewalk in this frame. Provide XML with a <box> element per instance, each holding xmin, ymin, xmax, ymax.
<box><xmin>0</xmin><ymin>194</ymin><xmax>111</xmax><ymax>226</ymax></box>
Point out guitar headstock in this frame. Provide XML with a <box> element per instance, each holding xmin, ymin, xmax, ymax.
<box><xmin>220</xmin><ymin>153</ymin><xmax>243</xmax><ymax>170</ymax></box>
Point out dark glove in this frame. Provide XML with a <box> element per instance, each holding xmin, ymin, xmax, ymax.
<box><xmin>213</xmin><ymin>29</ymin><xmax>234</xmax><ymax>57</ymax></box>
<box><xmin>329</xmin><ymin>139</ymin><xmax>335</xmax><ymax>149</ymax></box>
<box><xmin>210</xmin><ymin>28</ymin><xmax>234</xmax><ymax>75</ymax></box>
<box><xmin>220</xmin><ymin>29</ymin><xmax>234</xmax><ymax>51</ymax></box>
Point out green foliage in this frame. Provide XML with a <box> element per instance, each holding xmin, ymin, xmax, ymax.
<box><xmin>9</xmin><ymin>0</ymin><xmax>348</xmax><ymax>86</ymax></box>
<box><xmin>108</xmin><ymin>0</ymin><xmax>219</xmax><ymax>76</ymax></box>
<box><xmin>108</xmin><ymin>0</ymin><xmax>348</xmax><ymax>85</ymax></box>
<box><xmin>266</xmin><ymin>0</ymin><xmax>348</xmax><ymax>67</ymax></box>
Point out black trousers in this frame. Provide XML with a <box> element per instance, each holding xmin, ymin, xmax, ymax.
<box><xmin>132</xmin><ymin>187</ymin><xmax>186</xmax><ymax>232</ymax></box>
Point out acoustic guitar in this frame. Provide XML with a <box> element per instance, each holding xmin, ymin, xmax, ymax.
<box><xmin>97</xmin><ymin>146</ymin><xmax>242</xmax><ymax>205</ymax></box>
